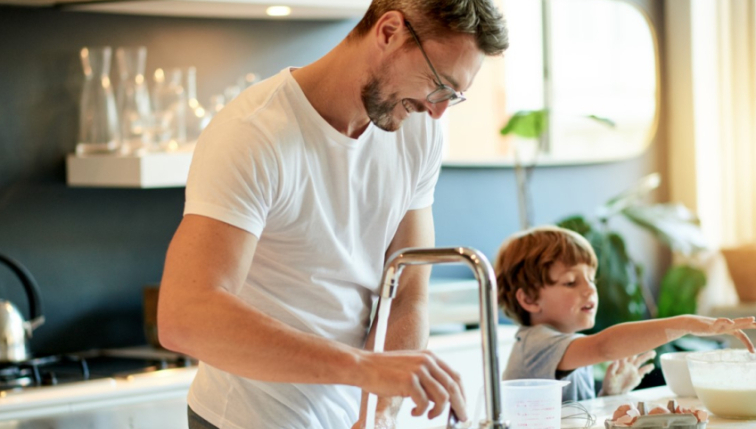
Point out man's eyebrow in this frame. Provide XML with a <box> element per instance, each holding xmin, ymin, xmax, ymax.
<box><xmin>440</xmin><ymin>72</ymin><xmax>461</xmax><ymax>91</ymax></box>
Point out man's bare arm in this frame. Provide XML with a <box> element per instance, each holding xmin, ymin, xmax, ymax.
<box><xmin>158</xmin><ymin>213</ymin><xmax>465</xmax><ymax>419</ymax></box>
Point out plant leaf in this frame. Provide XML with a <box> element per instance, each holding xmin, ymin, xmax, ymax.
<box><xmin>500</xmin><ymin>109</ymin><xmax>548</xmax><ymax>139</ymax></box>
<box><xmin>556</xmin><ymin>215</ymin><xmax>593</xmax><ymax>236</ymax></box>
<box><xmin>656</xmin><ymin>264</ymin><xmax>707</xmax><ymax>318</ymax></box>
<box><xmin>586</xmin><ymin>114</ymin><xmax>616</xmax><ymax>128</ymax></box>
<box><xmin>621</xmin><ymin>203</ymin><xmax>709</xmax><ymax>256</ymax></box>
<box><xmin>598</xmin><ymin>173</ymin><xmax>661</xmax><ymax>220</ymax></box>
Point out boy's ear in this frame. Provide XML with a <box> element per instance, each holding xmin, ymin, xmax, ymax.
<box><xmin>516</xmin><ymin>288</ymin><xmax>541</xmax><ymax>314</ymax></box>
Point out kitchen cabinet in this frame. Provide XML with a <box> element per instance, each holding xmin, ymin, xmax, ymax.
<box><xmin>0</xmin><ymin>0</ymin><xmax>371</xmax><ymax>20</ymax></box>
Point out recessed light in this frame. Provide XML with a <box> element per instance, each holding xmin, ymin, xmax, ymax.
<box><xmin>266</xmin><ymin>6</ymin><xmax>291</xmax><ymax>17</ymax></box>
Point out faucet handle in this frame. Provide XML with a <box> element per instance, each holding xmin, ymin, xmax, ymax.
<box><xmin>446</xmin><ymin>408</ymin><xmax>478</xmax><ymax>429</ymax></box>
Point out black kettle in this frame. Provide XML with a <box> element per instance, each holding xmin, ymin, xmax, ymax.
<box><xmin>0</xmin><ymin>253</ymin><xmax>45</xmax><ymax>363</ymax></box>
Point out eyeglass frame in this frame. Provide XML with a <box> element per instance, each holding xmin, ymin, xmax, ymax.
<box><xmin>404</xmin><ymin>20</ymin><xmax>467</xmax><ymax>106</ymax></box>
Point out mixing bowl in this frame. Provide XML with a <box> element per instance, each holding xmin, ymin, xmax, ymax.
<box><xmin>660</xmin><ymin>351</ymin><xmax>697</xmax><ymax>397</ymax></box>
<box><xmin>687</xmin><ymin>349</ymin><xmax>756</xmax><ymax>419</ymax></box>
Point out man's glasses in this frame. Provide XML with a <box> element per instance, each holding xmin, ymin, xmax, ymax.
<box><xmin>405</xmin><ymin>20</ymin><xmax>466</xmax><ymax>106</ymax></box>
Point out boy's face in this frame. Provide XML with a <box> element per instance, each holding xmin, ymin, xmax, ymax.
<box><xmin>530</xmin><ymin>261</ymin><xmax>598</xmax><ymax>333</ymax></box>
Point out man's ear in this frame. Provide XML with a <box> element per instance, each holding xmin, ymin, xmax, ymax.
<box><xmin>516</xmin><ymin>288</ymin><xmax>541</xmax><ymax>314</ymax></box>
<box><xmin>372</xmin><ymin>10</ymin><xmax>406</xmax><ymax>53</ymax></box>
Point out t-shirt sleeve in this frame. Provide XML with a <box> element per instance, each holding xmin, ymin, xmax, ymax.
<box><xmin>518</xmin><ymin>325</ymin><xmax>583</xmax><ymax>380</ymax></box>
<box><xmin>184</xmin><ymin>118</ymin><xmax>279</xmax><ymax>238</ymax></box>
<box><xmin>408</xmin><ymin>117</ymin><xmax>444</xmax><ymax>210</ymax></box>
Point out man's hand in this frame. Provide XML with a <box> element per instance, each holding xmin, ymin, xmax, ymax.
<box><xmin>686</xmin><ymin>316</ymin><xmax>756</xmax><ymax>353</ymax></box>
<box><xmin>355</xmin><ymin>349</ymin><xmax>467</xmax><ymax>423</ymax></box>
<box><xmin>599</xmin><ymin>350</ymin><xmax>656</xmax><ymax>396</ymax></box>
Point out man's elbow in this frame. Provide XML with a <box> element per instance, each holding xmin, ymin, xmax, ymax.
<box><xmin>157</xmin><ymin>305</ymin><xmax>191</xmax><ymax>354</ymax></box>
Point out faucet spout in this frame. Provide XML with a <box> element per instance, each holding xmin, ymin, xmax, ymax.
<box><xmin>378</xmin><ymin>247</ymin><xmax>505</xmax><ymax>429</ymax></box>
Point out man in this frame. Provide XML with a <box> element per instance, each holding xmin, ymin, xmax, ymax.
<box><xmin>157</xmin><ymin>1</ymin><xmax>508</xmax><ymax>428</ymax></box>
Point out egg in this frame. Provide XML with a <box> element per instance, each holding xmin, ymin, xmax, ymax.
<box><xmin>694</xmin><ymin>410</ymin><xmax>709</xmax><ymax>422</ymax></box>
<box><xmin>615</xmin><ymin>415</ymin><xmax>636</xmax><ymax>427</ymax></box>
<box><xmin>648</xmin><ymin>406</ymin><xmax>670</xmax><ymax>415</ymax></box>
<box><xmin>612</xmin><ymin>404</ymin><xmax>634</xmax><ymax>420</ymax></box>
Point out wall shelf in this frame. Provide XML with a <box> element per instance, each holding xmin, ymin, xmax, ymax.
<box><xmin>66</xmin><ymin>149</ymin><xmax>193</xmax><ymax>189</ymax></box>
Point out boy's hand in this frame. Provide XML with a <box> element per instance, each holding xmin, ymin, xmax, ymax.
<box><xmin>599</xmin><ymin>350</ymin><xmax>656</xmax><ymax>396</ymax></box>
<box><xmin>684</xmin><ymin>316</ymin><xmax>756</xmax><ymax>353</ymax></box>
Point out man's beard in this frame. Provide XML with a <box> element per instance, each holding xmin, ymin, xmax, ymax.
<box><xmin>361</xmin><ymin>71</ymin><xmax>426</xmax><ymax>132</ymax></box>
<box><xmin>361</xmin><ymin>72</ymin><xmax>402</xmax><ymax>132</ymax></box>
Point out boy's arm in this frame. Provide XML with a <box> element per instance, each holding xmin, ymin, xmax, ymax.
<box><xmin>558</xmin><ymin>315</ymin><xmax>756</xmax><ymax>371</ymax></box>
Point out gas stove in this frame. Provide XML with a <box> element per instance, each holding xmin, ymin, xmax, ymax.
<box><xmin>0</xmin><ymin>347</ymin><xmax>198</xmax><ymax>422</ymax></box>
<box><xmin>0</xmin><ymin>349</ymin><xmax>194</xmax><ymax>392</ymax></box>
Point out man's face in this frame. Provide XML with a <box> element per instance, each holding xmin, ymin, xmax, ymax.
<box><xmin>361</xmin><ymin>31</ymin><xmax>484</xmax><ymax>132</ymax></box>
<box><xmin>360</xmin><ymin>68</ymin><xmax>427</xmax><ymax>132</ymax></box>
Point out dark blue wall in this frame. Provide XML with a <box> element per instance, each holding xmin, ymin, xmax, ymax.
<box><xmin>0</xmin><ymin>2</ymin><xmax>667</xmax><ymax>356</ymax></box>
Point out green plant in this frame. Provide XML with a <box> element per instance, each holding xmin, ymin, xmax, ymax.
<box><xmin>500</xmin><ymin>109</ymin><xmax>614</xmax><ymax>230</ymax></box>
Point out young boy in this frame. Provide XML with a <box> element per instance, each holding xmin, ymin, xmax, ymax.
<box><xmin>495</xmin><ymin>226</ymin><xmax>756</xmax><ymax>402</ymax></box>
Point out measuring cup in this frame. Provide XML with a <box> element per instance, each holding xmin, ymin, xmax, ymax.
<box><xmin>500</xmin><ymin>379</ymin><xmax>569</xmax><ymax>429</ymax></box>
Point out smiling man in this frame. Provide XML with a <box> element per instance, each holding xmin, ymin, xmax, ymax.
<box><xmin>157</xmin><ymin>1</ymin><xmax>508</xmax><ymax>428</ymax></box>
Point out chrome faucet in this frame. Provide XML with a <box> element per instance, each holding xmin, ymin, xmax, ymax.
<box><xmin>377</xmin><ymin>247</ymin><xmax>506</xmax><ymax>429</ymax></box>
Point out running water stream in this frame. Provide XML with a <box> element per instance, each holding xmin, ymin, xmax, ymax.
<box><xmin>365</xmin><ymin>297</ymin><xmax>393</xmax><ymax>429</ymax></box>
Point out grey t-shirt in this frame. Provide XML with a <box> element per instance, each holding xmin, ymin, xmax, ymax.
<box><xmin>502</xmin><ymin>324</ymin><xmax>596</xmax><ymax>402</ymax></box>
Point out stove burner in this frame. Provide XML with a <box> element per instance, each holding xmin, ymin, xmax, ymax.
<box><xmin>0</xmin><ymin>355</ymin><xmax>89</xmax><ymax>391</ymax></box>
<box><xmin>0</xmin><ymin>350</ymin><xmax>195</xmax><ymax>393</ymax></box>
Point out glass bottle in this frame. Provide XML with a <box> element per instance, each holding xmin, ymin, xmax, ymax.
<box><xmin>77</xmin><ymin>47</ymin><xmax>120</xmax><ymax>155</ymax></box>
<box><xmin>115</xmin><ymin>46</ymin><xmax>152</xmax><ymax>155</ymax></box>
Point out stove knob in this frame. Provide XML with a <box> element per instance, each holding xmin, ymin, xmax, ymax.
<box><xmin>41</xmin><ymin>372</ymin><xmax>57</xmax><ymax>386</ymax></box>
<box><xmin>158</xmin><ymin>359</ymin><xmax>168</xmax><ymax>370</ymax></box>
<box><xmin>179</xmin><ymin>356</ymin><xmax>193</xmax><ymax>367</ymax></box>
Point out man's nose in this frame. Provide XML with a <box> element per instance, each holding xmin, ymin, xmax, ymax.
<box><xmin>426</xmin><ymin>99</ymin><xmax>450</xmax><ymax>119</ymax></box>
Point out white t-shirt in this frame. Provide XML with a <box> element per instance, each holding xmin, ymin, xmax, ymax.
<box><xmin>183</xmin><ymin>68</ymin><xmax>444</xmax><ymax>429</ymax></box>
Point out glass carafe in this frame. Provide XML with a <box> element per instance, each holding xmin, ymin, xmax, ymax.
<box><xmin>152</xmin><ymin>68</ymin><xmax>187</xmax><ymax>150</ymax></box>
<box><xmin>77</xmin><ymin>47</ymin><xmax>120</xmax><ymax>155</ymax></box>
<box><xmin>115</xmin><ymin>46</ymin><xmax>153</xmax><ymax>155</ymax></box>
<box><xmin>185</xmin><ymin>66</ymin><xmax>204</xmax><ymax>144</ymax></box>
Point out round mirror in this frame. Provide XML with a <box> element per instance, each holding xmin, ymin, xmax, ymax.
<box><xmin>442</xmin><ymin>0</ymin><xmax>660</xmax><ymax>166</ymax></box>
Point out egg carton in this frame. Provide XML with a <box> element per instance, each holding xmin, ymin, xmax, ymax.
<box><xmin>604</xmin><ymin>401</ymin><xmax>707</xmax><ymax>429</ymax></box>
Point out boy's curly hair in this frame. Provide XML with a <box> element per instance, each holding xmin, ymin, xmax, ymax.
<box><xmin>494</xmin><ymin>226</ymin><xmax>598</xmax><ymax>326</ymax></box>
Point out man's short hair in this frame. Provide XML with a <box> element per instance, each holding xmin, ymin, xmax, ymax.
<box><xmin>350</xmin><ymin>0</ymin><xmax>509</xmax><ymax>56</ymax></box>
<box><xmin>494</xmin><ymin>226</ymin><xmax>598</xmax><ymax>326</ymax></box>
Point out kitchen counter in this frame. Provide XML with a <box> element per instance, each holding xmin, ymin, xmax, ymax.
<box><xmin>574</xmin><ymin>385</ymin><xmax>756</xmax><ymax>428</ymax></box>
<box><xmin>0</xmin><ymin>326</ymin><xmax>519</xmax><ymax>429</ymax></box>
<box><xmin>0</xmin><ymin>396</ymin><xmax>189</xmax><ymax>429</ymax></box>
<box><xmin>0</xmin><ymin>366</ymin><xmax>196</xmax><ymax>425</ymax></box>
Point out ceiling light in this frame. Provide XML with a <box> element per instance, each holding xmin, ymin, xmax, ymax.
<box><xmin>266</xmin><ymin>6</ymin><xmax>291</xmax><ymax>17</ymax></box>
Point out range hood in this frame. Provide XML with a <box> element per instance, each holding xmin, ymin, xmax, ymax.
<box><xmin>1</xmin><ymin>0</ymin><xmax>370</xmax><ymax>20</ymax></box>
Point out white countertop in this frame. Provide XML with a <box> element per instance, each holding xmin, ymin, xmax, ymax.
<box><xmin>0</xmin><ymin>366</ymin><xmax>197</xmax><ymax>422</ymax></box>
<box><xmin>574</xmin><ymin>386</ymin><xmax>756</xmax><ymax>429</ymax></box>
<box><xmin>0</xmin><ymin>327</ymin><xmax>520</xmax><ymax>428</ymax></box>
